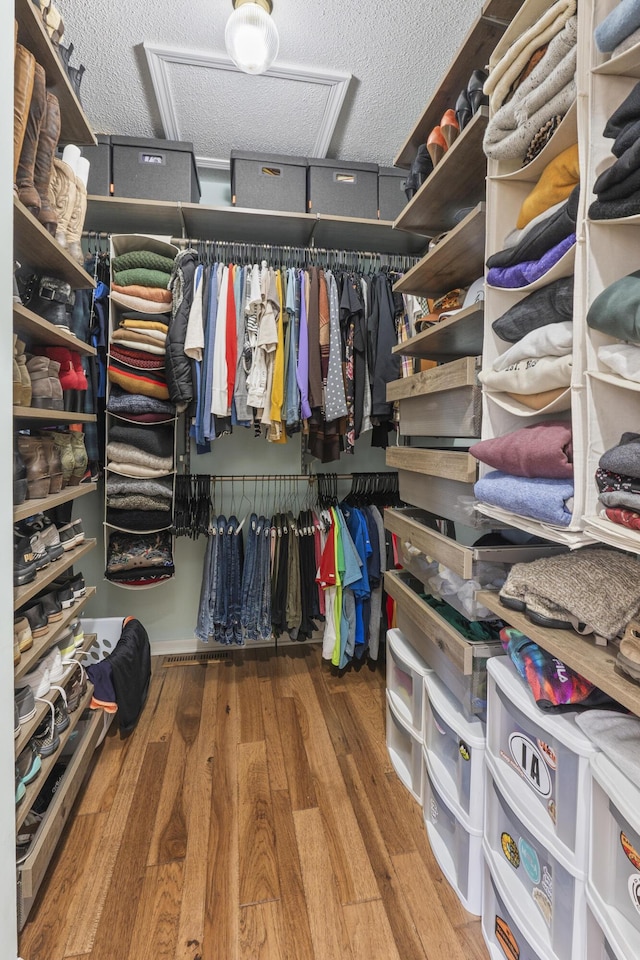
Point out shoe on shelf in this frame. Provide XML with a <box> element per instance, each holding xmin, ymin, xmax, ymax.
<box><xmin>16</xmin><ymin>434</ymin><xmax>50</xmax><ymax>500</ymax></box>
<box><xmin>13</xmin><ymin>534</ymin><xmax>37</xmax><ymax>588</ymax></box>
<box><xmin>13</xmin><ymin>635</ymin><xmax>21</xmax><ymax>668</ymax></box>
<box><xmin>56</xmin><ymin>628</ymin><xmax>75</xmax><ymax>658</ymax></box>
<box><xmin>52</xmin><ymin>570</ymin><xmax>85</xmax><ymax>599</ymax></box>
<box><xmin>22</xmin><ymin>659</ymin><xmax>51</xmax><ymax>700</ymax></box>
<box><xmin>33</xmin><ymin>92</ymin><xmax>61</xmax><ymax>235</ymax></box>
<box><xmin>26</xmin><ymin>356</ymin><xmax>63</xmax><ymax>411</ymax></box>
<box><xmin>16</xmin><ymin>741</ymin><xmax>41</xmax><ymax>787</ymax></box>
<box><xmin>37</xmin><ymin>433</ymin><xmax>64</xmax><ymax>494</ymax></box>
<box><xmin>70</xmin><ymin>618</ymin><xmax>84</xmax><ymax>647</ymax></box>
<box><xmin>455</xmin><ymin>88</ymin><xmax>472</xmax><ymax>132</ymax></box>
<box><xmin>65</xmin><ymin>662</ymin><xmax>87</xmax><ymax>713</ymax></box>
<box><xmin>69</xmin><ymin>431</ymin><xmax>88</xmax><ymax>486</ymax></box>
<box><xmin>31</xmin><ymin>705</ymin><xmax>60</xmax><ymax>759</ymax></box>
<box><xmin>15</xmin><ymin>766</ymin><xmax>25</xmax><ymax>806</ymax></box>
<box><xmin>14</xmin><ymin>704</ymin><xmax>20</xmax><ymax>739</ymax></box>
<box><xmin>14</xmin><ymin>44</ymin><xmax>36</xmax><ymax>190</ymax></box>
<box><xmin>14</xmin><ymin>527</ymin><xmax>49</xmax><ymax>573</ymax></box>
<box><xmin>14</xmin><ymin>616</ymin><xmax>33</xmax><ymax>655</ymax></box>
<box><xmin>427</xmin><ymin>126</ymin><xmax>448</xmax><ymax>167</ymax></box>
<box><xmin>13</xmin><ymin>336</ymin><xmax>23</xmax><ymax>407</ymax></box>
<box><xmin>20</xmin><ymin>274</ymin><xmax>74</xmax><ymax>332</ymax></box>
<box><xmin>18</xmin><ymin>514</ymin><xmax>64</xmax><ymax>562</ymax></box>
<box><xmin>41</xmin><ymin>647</ymin><xmax>64</xmax><ymax>684</ymax></box>
<box><xmin>440</xmin><ymin>109</ymin><xmax>460</xmax><ymax>148</ymax></box>
<box><xmin>16</xmin><ymin>62</ymin><xmax>46</xmax><ymax>216</ymax></box>
<box><xmin>15</xmin><ymin>338</ymin><xmax>32</xmax><ymax>407</ymax></box>
<box><xmin>467</xmin><ymin>68</ymin><xmax>489</xmax><ymax>115</ymax></box>
<box><xmin>51</xmin><ymin>431</ymin><xmax>75</xmax><ymax>487</ymax></box>
<box><xmin>26</xmin><ymin>589</ymin><xmax>62</xmax><ymax>624</ymax></box>
<box><xmin>54</xmin><ymin>699</ymin><xmax>70</xmax><ymax>734</ymax></box>
<box><xmin>15</xmin><ymin>686</ymin><xmax>36</xmax><ymax>726</ymax></box>
<box><xmin>16</xmin><ymin>811</ymin><xmax>43</xmax><ymax>865</ymax></box>
<box><xmin>14</xmin><ymin>446</ymin><xmax>28</xmax><ymax>505</ymax></box>
<box><xmin>21</xmin><ymin>602</ymin><xmax>48</xmax><ymax>639</ymax></box>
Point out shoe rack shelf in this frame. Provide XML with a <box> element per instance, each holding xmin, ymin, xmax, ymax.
<box><xmin>482</xmin><ymin>0</ymin><xmax>527</xmax><ymax>21</ymax></box>
<box><xmin>393</xmin><ymin>203</ymin><xmax>486</xmax><ymax>298</ymax></box>
<box><xmin>14</xmin><ymin>538</ymin><xmax>96</xmax><ymax>612</ymax></box>
<box><xmin>15</xmin><ymin>588</ymin><xmax>96</xmax><ymax>684</ymax></box>
<box><xmin>14</xmin><ymin>0</ymin><xmax>95</xmax><ymax>147</ymax></box>
<box><xmin>478</xmin><ymin>591</ymin><xmax>640</xmax><ymax>718</ymax></box>
<box><xmin>13</xmin><ymin>407</ymin><xmax>97</xmax><ymax>424</ymax></box>
<box><xmin>14</xmin><ymin>199</ymin><xmax>95</xmax><ymax>290</ymax></box>
<box><xmin>84</xmin><ymin>195</ymin><xmax>429</xmax><ymax>256</ymax></box>
<box><xmin>392</xmin><ymin>303</ymin><xmax>485</xmax><ymax>360</ymax></box>
<box><xmin>395</xmin><ymin>108</ymin><xmax>489</xmax><ymax>236</ymax></box>
<box><xmin>15</xmin><ymin>630</ymin><xmax>95</xmax><ymax>754</ymax></box>
<box><xmin>13</xmin><ymin>304</ymin><xmax>96</xmax><ymax>357</ymax></box>
<box><xmin>16</xmin><ymin>680</ymin><xmax>95</xmax><ymax>833</ymax></box>
<box><xmin>14</xmin><ymin>482</ymin><xmax>98</xmax><ymax>524</ymax></box>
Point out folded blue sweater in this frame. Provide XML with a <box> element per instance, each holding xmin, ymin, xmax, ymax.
<box><xmin>595</xmin><ymin>0</ymin><xmax>640</xmax><ymax>53</ymax></box>
<box><xmin>474</xmin><ymin>471</ymin><xmax>574</xmax><ymax>526</ymax></box>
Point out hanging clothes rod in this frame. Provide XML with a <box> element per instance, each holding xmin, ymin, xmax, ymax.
<box><xmin>168</xmin><ymin>239</ymin><xmax>418</xmax><ymax>269</ymax></box>
<box><xmin>205</xmin><ymin>474</ymin><xmax>355</xmax><ymax>482</ymax></box>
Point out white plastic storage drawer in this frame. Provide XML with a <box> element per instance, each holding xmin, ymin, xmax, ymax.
<box><xmin>423</xmin><ymin>671</ymin><xmax>485</xmax><ymax>830</ymax></box>
<box><xmin>589</xmin><ymin>753</ymin><xmax>640</xmax><ymax>959</ymax></box>
<box><xmin>487</xmin><ymin>657</ymin><xmax>596</xmax><ymax>871</ymax></box>
<box><xmin>587</xmin><ymin>888</ymin><xmax>629</xmax><ymax>960</ymax></box>
<box><xmin>485</xmin><ymin>761</ymin><xmax>586</xmax><ymax>960</ymax></box>
<box><xmin>483</xmin><ymin>856</ymin><xmax>546</xmax><ymax>960</ymax></box>
<box><xmin>386</xmin><ymin>691</ymin><xmax>422</xmax><ymax>804</ymax></box>
<box><xmin>386</xmin><ymin>628</ymin><xmax>431</xmax><ymax>739</ymax></box>
<box><xmin>422</xmin><ymin>750</ymin><xmax>483</xmax><ymax>915</ymax></box>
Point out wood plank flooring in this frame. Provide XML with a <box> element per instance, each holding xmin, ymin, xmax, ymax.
<box><xmin>19</xmin><ymin>645</ymin><xmax>488</xmax><ymax>960</ymax></box>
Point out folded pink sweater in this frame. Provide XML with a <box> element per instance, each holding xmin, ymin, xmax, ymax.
<box><xmin>471</xmin><ymin>420</ymin><xmax>573</xmax><ymax>479</ymax></box>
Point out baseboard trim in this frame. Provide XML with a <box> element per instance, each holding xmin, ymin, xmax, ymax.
<box><xmin>150</xmin><ymin>634</ymin><xmax>323</xmax><ymax>657</ymax></box>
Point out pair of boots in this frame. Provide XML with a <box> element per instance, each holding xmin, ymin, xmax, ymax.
<box><xmin>50</xmin><ymin>158</ymin><xmax>87</xmax><ymax>265</ymax></box>
<box><xmin>33</xmin><ymin>346</ymin><xmax>87</xmax><ymax>413</ymax></box>
<box><xmin>13</xmin><ymin>336</ymin><xmax>31</xmax><ymax>407</ymax></box>
<box><xmin>52</xmin><ymin>430</ymin><xmax>88</xmax><ymax>486</ymax></box>
<box><xmin>19</xmin><ymin>274</ymin><xmax>75</xmax><ymax>333</ymax></box>
<box><xmin>25</xmin><ymin>355</ymin><xmax>63</xmax><ymax>411</ymax></box>
<box><xmin>16</xmin><ymin>434</ymin><xmax>63</xmax><ymax>499</ymax></box>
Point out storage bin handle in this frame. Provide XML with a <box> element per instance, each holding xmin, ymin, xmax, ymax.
<box><xmin>333</xmin><ymin>171</ymin><xmax>357</xmax><ymax>185</ymax></box>
<box><xmin>261</xmin><ymin>165</ymin><xmax>282</xmax><ymax>177</ymax></box>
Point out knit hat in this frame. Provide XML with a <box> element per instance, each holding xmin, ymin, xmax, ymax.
<box><xmin>603</xmin><ymin>81</ymin><xmax>640</xmax><ymax>139</ymax></box>
<box><xmin>595</xmin><ymin>0</ymin><xmax>640</xmax><ymax>53</ymax></box>
<box><xmin>109</xmin><ymin>345</ymin><xmax>166</xmax><ymax>370</ymax></box>
<box><xmin>111</xmin><ymin>284</ymin><xmax>172</xmax><ymax>305</ymax></box>
<box><xmin>107</xmin><ymin>385</ymin><xmax>174</xmax><ymax>414</ymax></box>
<box><xmin>516</xmin><ymin>144</ymin><xmax>580</xmax><ymax>228</ymax></box>
<box><xmin>486</xmin><ymin>233</ymin><xmax>576</xmax><ymax>288</ymax></box>
<box><xmin>487</xmin><ymin>187</ymin><xmax>579</xmax><ymax>270</ymax></box>
<box><xmin>108</xmin><ymin>421</ymin><xmax>174</xmax><ymax>459</ymax></box>
<box><xmin>112</xmin><ymin>250</ymin><xmax>176</xmax><ymax>274</ymax></box>
<box><xmin>492</xmin><ymin>276</ymin><xmax>573</xmax><ymax>341</ymax></box>
<box><xmin>110</xmin><ymin>291</ymin><xmax>171</xmax><ymax>315</ymax></box>
<box><xmin>106</xmin><ymin>475</ymin><xmax>174</xmax><ymax>498</ymax></box>
<box><xmin>107</xmin><ymin>493</ymin><xmax>171</xmax><ymax>510</ymax></box>
<box><xmin>113</xmin><ymin>268</ymin><xmax>172</xmax><ymax>289</ymax></box>
<box><xmin>470</xmin><ymin>420</ymin><xmax>573</xmax><ymax>478</ymax></box>
<box><xmin>587</xmin><ymin>270</ymin><xmax>640</xmax><ymax>343</ymax></box>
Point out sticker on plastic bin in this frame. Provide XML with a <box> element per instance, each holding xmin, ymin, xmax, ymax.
<box><xmin>629</xmin><ymin>874</ymin><xmax>640</xmax><ymax>914</ymax></box>
<box><xmin>501</xmin><ymin>832</ymin><xmax>520</xmax><ymax>869</ymax></box>
<box><xmin>459</xmin><ymin>739</ymin><xmax>470</xmax><ymax>761</ymax></box>
<box><xmin>495</xmin><ymin>916</ymin><xmax>520</xmax><ymax>960</ymax></box>
<box><xmin>621</xmin><ymin>831</ymin><xmax>640</xmax><ymax>871</ymax></box>
<box><xmin>507</xmin><ymin>731</ymin><xmax>553</xmax><ymax>798</ymax></box>
<box><xmin>429</xmin><ymin>796</ymin><xmax>439</xmax><ymax>824</ymax></box>
<box><xmin>533</xmin><ymin>887</ymin><xmax>552</xmax><ymax>926</ymax></box>
<box><xmin>518</xmin><ymin>837</ymin><xmax>541</xmax><ymax>885</ymax></box>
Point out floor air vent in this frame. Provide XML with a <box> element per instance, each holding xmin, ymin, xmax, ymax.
<box><xmin>162</xmin><ymin>651</ymin><xmax>232</xmax><ymax>667</ymax></box>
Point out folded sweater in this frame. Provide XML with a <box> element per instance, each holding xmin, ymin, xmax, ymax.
<box><xmin>480</xmin><ymin>354</ymin><xmax>572</xmax><ymax>394</ymax></box>
<box><xmin>492</xmin><ymin>276</ymin><xmax>574</xmax><ymax>342</ymax></box>
<box><xmin>595</xmin><ymin>0</ymin><xmax>640</xmax><ymax>53</ymax></box>
<box><xmin>470</xmin><ymin>420</ymin><xmax>573</xmax><ymax>479</ymax></box>
<box><xmin>486</xmin><ymin>234</ymin><xmax>576</xmax><ymax>288</ymax></box>
<box><xmin>111</xmin><ymin>284</ymin><xmax>172</xmax><ymax>305</ymax></box>
<box><xmin>487</xmin><ymin>187</ymin><xmax>579</xmax><ymax>270</ymax></box>
<box><xmin>113</xmin><ymin>268</ymin><xmax>172</xmax><ymax>289</ymax></box>
<box><xmin>474</xmin><ymin>471</ymin><xmax>574</xmax><ymax>526</ymax></box>
<box><xmin>493</xmin><ymin>321</ymin><xmax>573</xmax><ymax>370</ymax></box>
<box><xmin>517</xmin><ymin>144</ymin><xmax>580</xmax><ymax>229</ymax></box>
<box><xmin>112</xmin><ymin>251</ymin><xmax>176</xmax><ymax>274</ymax></box>
<box><xmin>110</xmin><ymin>291</ymin><xmax>171</xmax><ymax>315</ymax></box>
<box><xmin>107</xmin><ymin>441</ymin><xmax>173</xmax><ymax>473</ymax></box>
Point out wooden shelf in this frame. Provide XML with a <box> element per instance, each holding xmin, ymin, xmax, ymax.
<box><xmin>393</xmin><ymin>204</ymin><xmax>486</xmax><ymax>297</ymax></box>
<box><xmin>482</xmin><ymin>0</ymin><xmax>526</xmax><ymax>20</ymax></box>
<box><xmin>14</xmin><ymin>0</ymin><xmax>95</xmax><ymax>146</ymax></box>
<box><xmin>395</xmin><ymin>109</ymin><xmax>489</xmax><ymax>236</ymax></box>
<box><xmin>15</xmin><ymin>632</ymin><xmax>95</xmax><ymax>754</ymax></box>
<box><xmin>392</xmin><ymin>303</ymin><xmax>484</xmax><ymax>360</ymax></box>
<box><xmin>479</xmin><ymin>591</ymin><xmax>640</xmax><ymax>717</ymax></box>
<box><xmin>395</xmin><ymin>15</ymin><xmax>505</xmax><ymax>169</ymax></box>
<box><xmin>14</xmin><ymin>539</ymin><xmax>96</xmax><ymax>612</ymax></box>
<box><xmin>84</xmin><ymin>196</ymin><xmax>427</xmax><ymax>256</ymax></box>
<box><xmin>13</xmin><ymin>304</ymin><xmax>96</xmax><ymax>357</ymax></box>
<box><xmin>14</xmin><ymin>199</ymin><xmax>96</xmax><ymax>290</ymax></box>
<box><xmin>386</xmin><ymin>356</ymin><xmax>479</xmax><ymax>403</ymax></box>
<box><xmin>386</xmin><ymin>446</ymin><xmax>477</xmax><ymax>483</ymax></box>
<box><xmin>16</xmin><ymin>682</ymin><xmax>95</xmax><ymax>833</ymax></box>
<box><xmin>13</xmin><ymin>407</ymin><xmax>97</xmax><ymax>424</ymax></box>
<box><xmin>14</xmin><ymin>483</ymin><xmax>97</xmax><ymax>524</ymax></box>
<box><xmin>15</xmin><ymin>588</ymin><xmax>96</xmax><ymax>684</ymax></box>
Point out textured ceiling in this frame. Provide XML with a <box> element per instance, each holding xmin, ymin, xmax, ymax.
<box><xmin>60</xmin><ymin>0</ymin><xmax>481</xmax><ymax>169</ymax></box>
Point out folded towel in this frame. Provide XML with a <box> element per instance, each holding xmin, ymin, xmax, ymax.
<box><xmin>111</xmin><ymin>283</ymin><xmax>173</xmax><ymax>304</ymax></box>
<box><xmin>517</xmin><ymin>144</ymin><xmax>580</xmax><ymax>228</ymax></box>
<box><xmin>587</xmin><ymin>269</ymin><xmax>640</xmax><ymax>343</ymax></box>
<box><xmin>112</xmin><ymin>251</ymin><xmax>176</xmax><ymax>274</ymax></box>
<box><xmin>604</xmin><ymin>81</ymin><xmax>640</xmax><ymax>139</ymax></box>
<box><xmin>107</xmin><ymin>461</ymin><xmax>174</xmax><ymax>479</ymax></box>
<box><xmin>106</xmin><ymin>508</ymin><xmax>173</xmax><ymax>532</ymax></box>
<box><xmin>487</xmin><ymin>233</ymin><xmax>576</xmax><ymax>288</ymax></box>
<box><xmin>470</xmin><ymin>420</ymin><xmax>573</xmax><ymax>478</ymax></box>
<box><xmin>505</xmin><ymin>387</ymin><xmax>571</xmax><ymax>410</ymax></box>
<box><xmin>595</xmin><ymin>0</ymin><xmax>640</xmax><ymax>53</ymax></box>
<box><xmin>110</xmin><ymin>291</ymin><xmax>171</xmax><ymax>315</ymax></box>
<box><xmin>593</xmin><ymin>139</ymin><xmax>640</xmax><ymax>201</ymax></box>
<box><xmin>576</xmin><ymin>710</ymin><xmax>640</xmax><ymax>790</ymax></box>
<box><xmin>474</xmin><ymin>471</ymin><xmax>574</xmax><ymax>526</ymax></box>
<box><xmin>106</xmin><ymin>475</ymin><xmax>174</xmax><ymax>499</ymax></box>
<box><xmin>600</xmin><ymin>432</ymin><xmax>640</xmax><ymax>479</ymax></box>
<box><xmin>485</xmin><ymin>0</ymin><xmax>577</xmax><ymax>110</ymax></box>
<box><xmin>481</xmin><ymin>354</ymin><xmax>572</xmax><ymax>394</ymax></box>
<box><xmin>493</xmin><ymin>321</ymin><xmax>573</xmax><ymax>370</ymax></box>
<box><xmin>109</xmin><ymin>422</ymin><xmax>174</xmax><ymax>459</ymax></box>
<box><xmin>113</xmin><ymin>268</ymin><xmax>172</xmax><ymax>289</ymax></box>
<box><xmin>492</xmin><ymin>277</ymin><xmax>574</xmax><ymax>341</ymax></box>
<box><xmin>488</xmin><ymin>187</ymin><xmax>579</xmax><ymax>270</ymax></box>
<box><xmin>107</xmin><ymin>385</ymin><xmax>175</xmax><ymax>416</ymax></box>
<box><xmin>589</xmin><ymin>195</ymin><xmax>640</xmax><ymax>219</ymax></box>
<box><xmin>598</xmin><ymin>342</ymin><xmax>640</xmax><ymax>382</ymax></box>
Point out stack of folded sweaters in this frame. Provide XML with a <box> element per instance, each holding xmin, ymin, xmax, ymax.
<box><xmin>486</xmin><ymin>146</ymin><xmax>579</xmax><ymax>290</ymax></box>
<box><xmin>589</xmin><ymin>81</ymin><xmax>640</xmax><ymax>221</ymax></box>
<box><xmin>106</xmin><ymin>247</ymin><xmax>177</xmax><ymax>587</ymax></box>
<box><xmin>483</xmin><ymin>3</ymin><xmax>577</xmax><ymax>166</ymax></box>
<box><xmin>596</xmin><ymin>433</ymin><xmax>640</xmax><ymax>535</ymax></box>
<box><xmin>472</xmin><ymin>420</ymin><xmax>575</xmax><ymax>527</ymax></box>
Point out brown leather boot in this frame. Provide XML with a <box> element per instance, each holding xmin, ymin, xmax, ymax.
<box><xmin>67</xmin><ymin>173</ymin><xmax>87</xmax><ymax>265</ymax></box>
<box><xmin>38</xmin><ymin>433</ymin><xmax>64</xmax><ymax>493</ymax></box>
<box><xmin>14</xmin><ymin>338</ymin><xmax>32</xmax><ymax>406</ymax></box>
<box><xmin>34</xmin><ymin>92</ymin><xmax>61</xmax><ymax>235</ymax></box>
<box><xmin>50</xmin><ymin>158</ymin><xmax>76</xmax><ymax>249</ymax></box>
<box><xmin>14</xmin><ymin>44</ymin><xmax>35</xmax><ymax>188</ymax></box>
<box><xmin>17</xmin><ymin>62</ymin><xmax>46</xmax><ymax>214</ymax></box>
<box><xmin>16</xmin><ymin>435</ymin><xmax>50</xmax><ymax>499</ymax></box>
<box><xmin>13</xmin><ymin>335</ymin><xmax>21</xmax><ymax>406</ymax></box>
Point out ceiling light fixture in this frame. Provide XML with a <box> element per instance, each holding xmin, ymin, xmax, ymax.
<box><xmin>225</xmin><ymin>0</ymin><xmax>279</xmax><ymax>76</ymax></box>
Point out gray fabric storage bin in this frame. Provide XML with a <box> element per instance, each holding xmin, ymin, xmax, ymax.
<box><xmin>379</xmin><ymin>166</ymin><xmax>408</xmax><ymax>221</ymax></box>
<box><xmin>81</xmin><ymin>134</ymin><xmax>111</xmax><ymax>197</ymax></box>
<box><xmin>111</xmin><ymin>137</ymin><xmax>201</xmax><ymax>203</ymax></box>
<box><xmin>230</xmin><ymin>151</ymin><xmax>307</xmax><ymax>212</ymax></box>
<box><xmin>307</xmin><ymin>157</ymin><xmax>378</xmax><ymax>218</ymax></box>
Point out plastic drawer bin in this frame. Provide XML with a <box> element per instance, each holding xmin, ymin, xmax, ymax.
<box><xmin>487</xmin><ymin>657</ymin><xmax>596</xmax><ymax>872</ymax></box>
<box><xmin>587</xmin><ymin>890</ymin><xmax>628</xmax><ymax>960</ymax></box>
<box><xmin>423</xmin><ymin>671</ymin><xmax>485</xmax><ymax>830</ymax></box>
<box><xmin>485</xmin><ymin>762</ymin><xmax>587</xmax><ymax>960</ymax></box>
<box><xmin>422</xmin><ymin>750</ymin><xmax>483</xmax><ymax>915</ymax></box>
<box><xmin>386</xmin><ymin>627</ymin><xmax>432</xmax><ymax>739</ymax></box>
<box><xmin>386</xmin><ymin>691</ymin><xmax>423</xmax><ymax>804</ymax></box>
<box><xmin>589</xmin><ymin>753</ymin><xmax>640</xmax><ymax>959</ymax></box>
<box><xmin>483</xmin><ymin>856</ymin><xmax>546</xmax><ymax>960</ymax></box>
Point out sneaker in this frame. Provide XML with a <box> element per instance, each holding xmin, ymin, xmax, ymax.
<box><xmin>15</xmin><ymin>686</ymin><xmax>36</xmax><ymax>726</ymax></box>
<box><xmin>70</xmin><ymin>619</ymin><xmax>84</xmax><ymax>648</ymax></box>
<box><xmin>14</xmin><ymin>703</ymin><xmax>20</xmax><ymax>739</ymax></box>
<box><xmin>22</xmin><ymin>659</ymin><xmax>51</xmax><ymax>699</ymax></box>
<box><xmin>32</xmin><ymin>705</ymin><xmax>60</xmax><ymax>758</ymax></box>
<box><xmin>65</xmin><ymin>664</ymin><xmax>87</xmax><ymax>713</ymax></box>
<box><xmin>15</xmin><ymin>766</ymin><xmax>25</xmax><ymax>806</ymax></box>
<box><xmin>57</xmin><ymin>522</ymin><xmax>80</xmax><ymax>551</ymax></box>
<box><xmin>54</xmin><ymin>700</ymin><xmax>69</xmax><ymax>734</ymax></box>
<box><xmin>16</xmin><ymin>811</ymin><xmax>43</xmax><ymax>864</ymax></box>
<box><xmin>13</xmin><ymin>534</ymin><xmax>37</xmax><ymax>587</ymax></box>
<box><xmin>41</xmin><ymin>647</ymin><xmax>64</xmax><ymax>684</ymax></box>
<box><xmin>16</xmin><ymin>529</ymin><xmax>50</xmax><ymax>572</ymax></box>
<box><xmin>56</xmin><ymin>628</ymin><xmax>75</xmax><ymax>658</ymax></box>
<box><xmin>14</xmin><ymin>616</ymin><xmax>33</xmax><ymax>654</ymax></box>
<box><xmin>16</xmin><ymin>742</ymin><xmax>41</xmax><ymax>786</ymax></box>
<box><xmin>52</xmin><ymin>571</ymin><xmax>85</xmax><ymax>600</ymax></box>
<box><xmin>24</xmin><ymin>590</ymin><xmax>62</xmax><ymax>625</ymax></box>
<box><xmin>17</xmin><ymin>515</ymin><xmax>64</xmax><ymax>562</ymax></box>
<box><xmin>70</xmin><ymin>518</ymin><xmax>85</xmax><ymax>544</ymax></box>
<box><xmin>22</xmin><ymin>602</ymin><xmax>48</xmax><ymax>639</ymax></box>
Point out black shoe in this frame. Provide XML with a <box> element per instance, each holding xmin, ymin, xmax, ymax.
<box><xmin>14</xmin><ymin>536</ymin><xmax>37</xmax><ymax>588</ymax></box>
<box><xmin>455</xmin><ymin>88</ymin><xmax>472</xmax><ymax>131</ymax></box>
<box><xmin>52</xmin><ymin>571</ymin><xmax>85</xmax><ymax>599</ymax></box>
<box><xmin>14</xmin><ymin>448</ymin><xmax>27</xmax><ymax>505</ymax></box>
<box><xmin>467</xmin><ymin>69</ymin><xmax>489</xmax><ymax>115</ymax></box>
<box><xmin>67</xmin><ymin>64</ymin><xmax>85</xmax><ymax>103</ymax></box>
<box><xmin>22</xmin><ymin>602</ymin><xmax>48</xmax><ymax>638</ymax></box>
<box><xmin>26</xmin><ymin>590</ymin><xmax>63</xmax><ymax>624</ymax></box>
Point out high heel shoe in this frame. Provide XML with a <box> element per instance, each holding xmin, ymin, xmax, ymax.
<box><xmin>467</xmin><ymin>69</ymin><xmax>489</xmax><ymax>115</ymax></box>
<box><xmin>427</xmin><ymin>127</ymin><xmax>448</xmax><ymax>167</ymax></box>
<box><xmin>455</xmin><ymin>89</ymin><xmax>472</xmax><ymax>132</ymax></box>
<box><xmin>404</xmin><ymin>143</ymin><xmax>433</xmax><ymax>200</ymax></box>
<box><xmin>440</xmin><ymin>109</ymin><xmax>460</xmax><ymax>148</ymax></box>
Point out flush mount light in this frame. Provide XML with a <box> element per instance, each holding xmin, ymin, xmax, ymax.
<box><xmin>225</xmin><ymin>0</ymin><xmax>279</xmax><ymax>75</ymax></box>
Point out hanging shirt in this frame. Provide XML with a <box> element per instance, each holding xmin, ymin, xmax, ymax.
<box><xmin>324</xmin><ymin>270</ymin><xmax>347</xmax><ymax>422</ymax></box>
<box><xmin>360</xmin><ymin>277</ymin><xmax>373</xmax><ymax>434</ymax></box>
<box><xmin>285</xmin><ymin>267</ymin><xmax>300</xmax><ymax>427</ymax></box>
<box><xmin>225</xmin><ymin>264</ymin><xmax>238</xmax><ymax>411</ymax></box>
<box><xmin>202</xmin><ymin>264</ymin><xmax>218</xmax><ymax>442</ymax></box>
<box><xmin>297</xmin><ymin>271</ymin><xmax>311</xmax><ymax>420</ymax></box>
<box><xmin>184</xmin><ymin>263</ymin><xmax>204</xmax><ymax>361</ymax></box>
<box><xmin>268</xmin><ymin>269</ymin><xmax>287</xmax><ymax>443</ymax></box>
<box><xmin>211</xmin><ymin>266</ymin><xmax>229</xmax><ymax>416</ymax></box>
<box><xmin>259</xmin><ymin>267</ymin><xmax>280</xmax><ymax>426</ymax></box>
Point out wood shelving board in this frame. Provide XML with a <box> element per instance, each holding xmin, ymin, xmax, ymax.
<box><xmin>393</xmin><ymin>204</ymin><xmax>486</xmax><ymax>297</ymax></box>
<box><xmin>14</xmin><ymin>539</ymin><xmax>96</xmax><ymax>612</ymax></box>
<box><xmin>392</xmin><ymin>303</ymin><xmax>484</xmax><ymax>359</ymax></box>
<box><xmin>386</xmin><ymin>356</ymin><xmax>479</xmax><ymax>402</ymax></box>
<box><xmin>15</xmin><ymin>588</ymin><xmax>96</xmax><ymax>683</ymax></box>
<box><xmin>15</xmin><ymin>0</ymin><xmax>96</xmax><ymax>146</ymax></box>
<box><xmin>14</xmin><ymin>304</ymin><xmax>97</xmax><ymax>356</ymax></box>
<box><xmin>479</xmin><ymin>591</ymin><xmax>640</xmax><ymax>718</ymax></box>
<box><xmin>13</xmin><ymin>407</ymin><xmax>97</xmax><ymax>424</ymax></box>
<box><xmin>85</xmin><ymin>196</ymin><xmax>427</xmax><ymax>256</ymax></box>
<box><xmin>482</xmin><ymin>0</ymin><xmax>526</xmax><ymax>21</ymax></box>
<box><xmin>394</xmin><ymin>15</ymin><xmax>504</xmax><ymax>169</ymax></box>
<box><xmin>395</xmin><ymin>109</ymin><xmax>489</xmax><ymax>236</ymax></box>
<box><xmin>386</xmin><ymin>446</ymin><xmax>477</xmax><ymax>484</ymax></box>
<box><xmin>14</xmin><ymin>199</ymin><xmax>96</xmax><ymax>289</ymax></box>
<box><xmin>14</xmin><ymin>483</ymin><xmax>98</xmax><ymax>523</ymax></box>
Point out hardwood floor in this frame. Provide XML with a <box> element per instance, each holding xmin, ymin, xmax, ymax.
<box><xmin>19</xmin><ymin>646</ymin><xmax>488</xmax><ymax>960</ymax></box>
